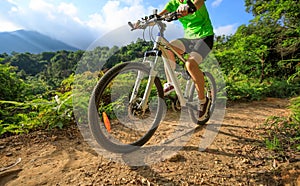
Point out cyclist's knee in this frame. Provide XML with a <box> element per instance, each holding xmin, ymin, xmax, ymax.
<box><xmin>185</xmin><ymin>59</ymin><xmax>198</xmax><ymax>71</ymax></box>
<box><xmin>170</xmin><ymin>40</ymin><xmax>185</xmax><ymax>54</ymax></box>
<box><xmin>189</xmin><ymin>52</ymin><xmax>203</xmax><ymax>64</ymax></box>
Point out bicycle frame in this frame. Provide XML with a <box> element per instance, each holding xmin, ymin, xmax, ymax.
<box><xmin>157</xmin><ymin>35</ymin><xmax>191</xmax><ymax>106</ymax></box>
<box><xmin>129</xmin><ymin>31</ymin><xmax>193</xmax><ymax>112</ymax></box>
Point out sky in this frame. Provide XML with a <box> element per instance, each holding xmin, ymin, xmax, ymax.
<box><xmin>0</xmin><ymin>0</ymin><xmax>253</xmax><ymax>49</ymax></box>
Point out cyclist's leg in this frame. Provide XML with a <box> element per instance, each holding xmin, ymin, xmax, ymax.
<box><xmin>185</xmin><ymin>52</ymin><xmax>205</xmax><ymax>101</ymax></box>
<box><xmin>185</xmin><ymin>36</ymin><xmax>214</xmax><ymax>100</ymax></box>
<box><xmin>184</xmin><ymin>36</ymin><xmax>214</xmax><ymax>121</ymax></box>
<box><xmin>162</xmin><ymin>40</ymin><xmax>185</xmax><ymax>92</ymax></box>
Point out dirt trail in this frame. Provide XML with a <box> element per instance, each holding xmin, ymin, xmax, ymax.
<box><xmin>1</xmin><ymin>98</ymin><xmax>299</xmax><ymax>186</ymax></box>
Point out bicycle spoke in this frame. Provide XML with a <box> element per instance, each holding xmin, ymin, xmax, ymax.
<box><xmin>88</xmin><ymin>63</ymin><xmax>164</xmax><ymax>153</ymax></box>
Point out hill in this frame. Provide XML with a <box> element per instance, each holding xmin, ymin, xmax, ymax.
<box><xmin>0</xmin><ymin>30</ymin><xmax>78</xmax><ymax>54</ymax></box>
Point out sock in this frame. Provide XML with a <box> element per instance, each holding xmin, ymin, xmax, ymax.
<box><xmin>199</xmin><ymin>97</ymin><xmax>206</xmax><ymax>104</ymax></box>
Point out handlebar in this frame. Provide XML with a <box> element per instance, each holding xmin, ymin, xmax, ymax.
<box><xmin>128</xmin><ymin>0</ymin><xmax>196</xmax><ymax>31</ymax></box>
<box><xmin>128</xmin><ymin>11</ymin><xmax>179</xmax><ymax>31</ymax></box>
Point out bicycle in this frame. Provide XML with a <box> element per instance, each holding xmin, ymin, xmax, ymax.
<box><xmin>88</xmin><ymin>9</ymin><xmax>217</xmax><ymax>153</ymax></box>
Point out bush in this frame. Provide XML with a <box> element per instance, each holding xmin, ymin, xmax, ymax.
<box><xmin>264</xmin><ymin>96</ymin><xmax>300</xmax><ymax>153</ymax></box>
<box><xmin>0</xmin><ymin>75</ymin><xmax>76</xmax><ymax>136</ymax></box>
<box><xmin>225</xmin><ymin>75</ymin><xmax>300</xmax><ymax>101</ymax></box>
<box><xmin>0</xmin><ymin>91</ymin><xmax>74</xmax><ymax>136</ymax></box>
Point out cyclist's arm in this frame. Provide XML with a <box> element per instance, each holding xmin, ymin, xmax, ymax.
<box><xmin>193</xmin><ymin>0</ymin><xmax>205</xmax><ymax>10</ymax></box>
<box><xmin>158</xmin><ymin>0</ymin><xmax>205</xmax><ymax>18</ymax></box>
<box><xmin>177</xmin><ymin>0</ymin><xmax>205</xmax><ymax>16</ymax></box>
<box><xmin>158</xmin><ymin>9</ymin><xmax>169</xmax><ymax>16</ymax></box>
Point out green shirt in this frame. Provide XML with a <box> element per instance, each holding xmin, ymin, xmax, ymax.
<box><xmin>164</xmin><ymin>0</ymin><xmax>214</xmax><ymax>39</ymax></box>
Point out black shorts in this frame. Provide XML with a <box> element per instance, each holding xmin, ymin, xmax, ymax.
<box><xmin>177</xmin><ymin>35</ymin><xmax>214</xmax><ymax>59</ymax></box>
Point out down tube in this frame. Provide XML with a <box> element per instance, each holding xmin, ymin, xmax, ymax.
<box><xmin>162</xmin><ymin>56</ymin><xmax>187</xmax><ymax>106</ymax></box>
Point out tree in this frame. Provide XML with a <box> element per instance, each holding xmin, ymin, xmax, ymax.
<box><xmin>8</xmin><ymin>53</ymin><xmax>45</xmax><ymax>76</ymax></box>
<box><xmin>216</xmin><ymin>0</ymin><xmax>299</xmax><ymax>80</ymax></box>
<box><xmin>0</xmin><ymin>63</ymin><xmax>25</xmax><ymax>101</ymax></box>
<box><xmin>245</xmin><ymin>0</ymin><xmax>300</xmax><ymax>64</ymax></box>
<box><xmin>42</xmin><ymin>50</ymin><xmax>78</xmax><ymax>87</ymax></box>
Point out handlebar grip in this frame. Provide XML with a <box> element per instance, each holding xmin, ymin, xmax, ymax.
<box><xmin>128</xmin><ymin>22</ymin><xmax>134</xmax><ymax>29</ymax></box>
<box><xmin>164</xmin><ymin>12</ymin><xmax>179</xmax><ymax>22</ymax></box>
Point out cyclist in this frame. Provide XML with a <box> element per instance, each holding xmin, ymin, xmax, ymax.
<box><xmin>159</xmin><ymin>0</ymin><xmax>214</xmax><ymax>123</ymax></box>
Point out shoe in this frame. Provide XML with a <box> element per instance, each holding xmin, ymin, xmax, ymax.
<box><xmin>163</xmin><ymin>83</ymin><xmax>175</xmax><ymax>96</ymax></box>
<box><xmin>198</xmin><ymin>97</ymin><xmax>211</xmax><ymax>123</ymax></box>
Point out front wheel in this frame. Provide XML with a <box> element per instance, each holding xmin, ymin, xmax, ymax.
<box><xmin>188</xmin><ymin>72</ymin><xmax>217</xmax><ymax>125</ymax></box>
<box><xmin>88</xmin><ymin>62</ymin><xmax>165</xmax><ymax>153</ymax></box>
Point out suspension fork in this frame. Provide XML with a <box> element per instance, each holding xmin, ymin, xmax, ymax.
<box><xmin>129</xmin><ymin>51</ymin><xmax>160</xmax><ymax>112</ymax></box>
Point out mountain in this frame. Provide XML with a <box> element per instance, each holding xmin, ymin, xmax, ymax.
<box><xmin>0</xmin><ymin>30</ymin><xmax>79</xmax><ymax>54</ymax></box>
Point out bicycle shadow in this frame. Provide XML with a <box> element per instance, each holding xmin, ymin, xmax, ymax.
<box><xmin>121</xmin><ymin>122</ymin><xmax>263</xmax><ymax>164</ymax></box>
<box><xmin>121</xmin><ymin>122</ymin><xmax>268</xmax><ymax>185</ymax></box>
<box><xmin>0</xmin><ymin>169</ymin><xmax>22</xmax><ymax>186</ymax></box>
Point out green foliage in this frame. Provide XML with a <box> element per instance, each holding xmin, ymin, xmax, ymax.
<box><xmin>225</xmin><ymin>77</ymin><xmax>265</xmax><ymax>101</ymax></box>
<box><xmin>246</xmin><ymin>0</ymin><xmax>299</xmax><ymax>72</ymax></box>
<box><xmin>77</xmin><ymin>39</ymin><xmax>153</xmax><ymax>73</ymax></box>
<box><xmin>40</xmin><ymin>50</ymin><xmax>83</xmax><ymax>88</ymax></box>
<box><xmin>105</xmin><ymin>39</ymin><xmax>153</xmax><ymax>69</ymax></box>
<box><xmin>22</xmin><ymin>77</ymin><xmax>52</xmax><ymax>100</ymax></box>
<box><xmin>214</xmin><ymin>0</ymin><xmax>299</xmax><ymax>100</ymax></box>
<box><xmin>289</xmin><ymin>96</ymin><xmax>300</xmax><ymax>125</ymax></box>
<box><xmin>7</xmin><ymin>53</ymin><xmax>45</xmax><ymax>76</ymax></box>
<box><xmin>289</xmin><ymin>97</ymin><xmax>300</xmax><ymax>151</ymax></box>
<box><xmin>266</xmin><ymin>136</ymin><xmax>281</xmax><ymax>151</ymax></box>
<box><xmin>0</xmin><ymin>88</ymin><xmax>74</xmax><ymax>136</ymax></box>
<box><xmin>215</xmin><ymin>24</ymin><xmax>298</xmax><ymax>82</ymax></box>
<box><xmin>264</xmin><ymin>61</ymin><xmax>300</xmax><ymax>153</ymax></box>
<box><xmin>245</xmin><ymin>0</ymin><xmax>300</xmax><ymax>28</ymax></box>
<box><xmin>0</xmin><ymin>63</ymin><xmax>25</xmax><ymax>101</ymax></box>
<box><xmin>225</xmin><ymin>71</ymin><xmax>299</xmax><ymax>101</ymax></box>
<box><xmin>264</xmin><ymin>65</ymin><xmax>300</xmax><ymax>153</ymax></box>
<box><xmin>0</xmin><ymin>39</ymin><xmax>152</xmax><ymax>90</ymax></box>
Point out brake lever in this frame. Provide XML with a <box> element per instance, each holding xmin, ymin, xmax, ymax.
<box><xmin>128</xmin><ymin>22</ymin><xmax>134</xmax><ymax>30</ymax></box>
<box><xmin>128</xmin><ymin>20</ymin><xmax>141</xmax><ymax>31</ymax></box>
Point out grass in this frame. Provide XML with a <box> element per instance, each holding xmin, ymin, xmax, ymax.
<box><xmin>264</xmin><ymin>96</ymin><xmax>300</xmax><ymax>156</ymax></box>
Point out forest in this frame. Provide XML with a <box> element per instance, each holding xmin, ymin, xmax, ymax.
<box><xmin>0</xmin><ymin>0</ymin><xmax>299</xmax><ymax>155</ymax></box>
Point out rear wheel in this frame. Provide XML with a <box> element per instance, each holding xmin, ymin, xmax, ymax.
<box><xmin>88</xmin><ymin>62</ymin><xmax>164</xmax><ymax>153</ymax></box>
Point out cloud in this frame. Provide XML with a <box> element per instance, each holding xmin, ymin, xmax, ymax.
<box><xmin>29</xmin><ymin>0</ymin><xmax>55</xmax><ymax>19</ymax></box>
<box><xmin>1</xmin><ymin>0</ymin><xmax>96</xmax><ymax>48</ymax></box>
<box><xmin>0</xmin><ymin>0</ymin><xmax>166</xmax><ymax>48</ymax></box>
<box><xmin>0</xmin><ymin>0</ymin><xmax>23</xmax><ymax>31</ymax></box>
<box><xmin>214</xmin><ymin>24</ymin><xmax>237</xmax><ymax>36</ymax></box>
<box><xmin>1</xmin><ymin>0</ymin><xmax>238</xmax><ymax>48</ymax></box>
<box><xmin>0</xmin><ymin>17</ymin><xmax>23</xmax><ymax>32</ymax></box>
<box><xmin>211</xmin><ymin>0</ymin><xmax>223</xmax><ymax>7</ymax></box>
<box><xmin>58</xmin><ymin>2</ymin><xmax>78</xmax><ymax>17</ymax></box>
<box><xmin>87</xmin><ymin>0</ymin><xmax>149</xmax><ymax>33</ymax></box>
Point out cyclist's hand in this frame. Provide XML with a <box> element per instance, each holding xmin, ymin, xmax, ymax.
<box><xmin>132</xmin><ymin>21</ymin><xmax>141</xmax><ymax>29</ymax></box>
<box><xmin>177</xmin><ymin>4</ymin><xmax>189</xmax><ymax>17</ymax></box>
